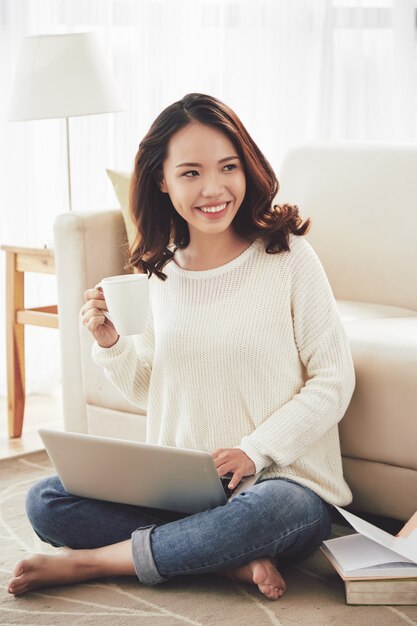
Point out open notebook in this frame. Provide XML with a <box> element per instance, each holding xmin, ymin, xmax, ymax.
<box><xmin>321</xmin><ymin>505</ymin><xmax>417</xmax><ymax>579</ymax></box>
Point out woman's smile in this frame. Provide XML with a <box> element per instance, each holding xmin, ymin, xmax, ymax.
<box><xmin>194</xmin><ymin>201</ymin><xmax>230</xmax><ymax>218</ymax></box>
<box><xmin>158</xmin><ymin>122</ymin><xmax>246</xmax><ymax>240</ymax></box>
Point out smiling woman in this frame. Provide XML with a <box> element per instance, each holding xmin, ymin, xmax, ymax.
<box><xmin>128</xmin><ymin>93</ymin><xmax>309</xmax><ymax>278</ymax></box>
<box><xmin>157</xmin><ymin>122</ymin><xmax>247</xmax><ymax>266</ymax></box>
<box><xmin>3</xmin><ymin>0</ymin><xmax>417</xmax><ymax>598</ymax></box>
<box><xmin>9</xmin><ymin>91</ymin><xmax>355</xmax><ymax>601</ymax></box>
<box><xmin>176</xmin><ymin>156</ymin><xmax>241</xmax><ymax>224</ymax></box>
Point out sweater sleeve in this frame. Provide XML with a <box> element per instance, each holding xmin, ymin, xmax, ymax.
<box><xmin>91</xmin><ymin>305</ymin><xmax>154</xmax><ymax>410</ymax></box>
<box><xmin>237</xmin><ymin>239</ymin><xmax>356</xmax><ymax>473</ymax></box>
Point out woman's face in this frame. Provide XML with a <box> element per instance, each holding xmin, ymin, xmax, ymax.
<box><xmin>159</xmin><ymin>122</ymin><xmax>246</xmax><ymax>239</ymax></box>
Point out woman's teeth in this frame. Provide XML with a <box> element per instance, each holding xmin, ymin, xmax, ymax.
<box><xmin>198</xmin><ymin>202</ymin><xmax>227</xmax><ymax>213</ymax></box>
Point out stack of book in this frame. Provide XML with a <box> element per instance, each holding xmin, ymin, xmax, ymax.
<box><xmin>320</xmin><ymin>505</ymin><xmax>417</xmax><ymax>605</ymax></box>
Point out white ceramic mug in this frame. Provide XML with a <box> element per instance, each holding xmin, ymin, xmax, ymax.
<box><xmin>99</xmin><ymin>274</ymin><xmax>149</xmax><ymax>336</ymax></box>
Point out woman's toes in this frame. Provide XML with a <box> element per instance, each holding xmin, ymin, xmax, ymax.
<box><xmin>8</xmin><ymin>559</ymin><xmax>31</xmax><ymax>595</ymax></box>
<box><xmin>220</xmin><ymin>558</ymin><xmax>287</xmax><ymax>601</ymax></box>
<box><xmin>259</xmin><ymin>583</ymin><xmax>277</xmax><ymax>598</ymax></box>
<box><xmin>266</xmin><ymin>586</ymin><xmax>283</xmax><ymax>600</ymax></box>
<box><xmin>8</xmin><ymin>580</ymin><xmax>22</xmax><ymax>596</ymax></box>
<box><xmin>12</xmin><ymin>561</ymin><xmax>25</xmax><ymax>577</ymax></box>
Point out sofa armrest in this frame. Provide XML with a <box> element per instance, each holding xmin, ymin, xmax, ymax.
<box><xmin>53</xmin><ymin>209</ymin><xmax>129</xmax><ymax>432</ymax></box>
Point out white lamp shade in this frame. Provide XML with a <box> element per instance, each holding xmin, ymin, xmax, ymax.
<box><xmin>8</xmin><ymin>32</ymin><xmax>126</xmax><ymax>121</ymax></box>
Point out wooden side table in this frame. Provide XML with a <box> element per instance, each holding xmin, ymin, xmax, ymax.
<box><xmin>1</xmin><ymin>244</ymin><xmax>59</xmax><ymax>438</ymax></box>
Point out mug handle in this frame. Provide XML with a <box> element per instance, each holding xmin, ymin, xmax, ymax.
<box><xmin>96</xmin><ymin>282</ymin><xmax>114</xmax><ymax>324</ymax></box>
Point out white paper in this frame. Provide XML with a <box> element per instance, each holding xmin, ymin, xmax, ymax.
<box><xmin>335</xmin><ymin>506</ymin><xmax>417</xmax><ymax>565</ymax></box>
<box><xmin>324</xmin><ymin>533</ymin><xmax>413</xmax><ymax>571</ymax></box>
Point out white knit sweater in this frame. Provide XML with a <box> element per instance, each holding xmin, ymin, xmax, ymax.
<box><xmin>93</xmin><ymin>235</ymin><xmax>355</xmax><ymax>505</ymax></box>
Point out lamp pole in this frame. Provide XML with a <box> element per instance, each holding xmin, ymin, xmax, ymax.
<box><xmin>65</xmin><ymin>117</ymin><xmax>73</xmax><ymax>212</ymax></box>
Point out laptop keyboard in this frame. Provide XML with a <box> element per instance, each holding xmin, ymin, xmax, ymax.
<box><xmin>220</xmin><ymin>475</ymin><xmax>238</xmax><ymax>499</ymax></box>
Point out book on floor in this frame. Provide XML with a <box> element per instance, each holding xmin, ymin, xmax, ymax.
<box><xmin>320</xmin><ymin>505</ymin><xmax>417</xmax><ymax>605</ymax></box>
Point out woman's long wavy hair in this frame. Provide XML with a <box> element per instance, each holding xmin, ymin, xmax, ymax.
<box><xmin>128</xmin><ymin>93</ymin><xmax>310</xmax><ymax>280</ymax></box>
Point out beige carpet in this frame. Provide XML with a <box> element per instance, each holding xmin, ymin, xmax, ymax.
<box><xmin>1</xmin><ymin>451</ymin><xmax>416</xmax><ymax>626</ymax></box>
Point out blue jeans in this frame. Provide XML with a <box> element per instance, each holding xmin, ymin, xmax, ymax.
<box><xmin>25</xmin><ymin>475</ymin><xmax>332</xmax><ymax>585</ymax></box>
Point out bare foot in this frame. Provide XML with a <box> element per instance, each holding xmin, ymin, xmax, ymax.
<box><xmin>7</xmin><ymin>540</ymin><xmax>135</xmax><ymax>596</ymax></box>
<box><xmin>7</xmin><ymin>550</ymin><xmax>102</xmax><ymax>596</ymax></box>
<box><xmin>220</xmin><ymin>557</ymin><xmax>286</xmax><ymax>600</ymax></box>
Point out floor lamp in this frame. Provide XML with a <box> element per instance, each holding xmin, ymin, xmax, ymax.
<box><xmin>7</xmin><ymin>32</ymin><xmax>125</xmax><ymax>211</ymax></box>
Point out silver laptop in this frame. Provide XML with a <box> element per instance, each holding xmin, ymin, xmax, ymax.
<box><xmin>38</xmin><ymin>429</ymin><xmax>258</xmax><ymax>514</ymax></box>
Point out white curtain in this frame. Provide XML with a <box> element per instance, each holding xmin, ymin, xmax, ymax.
<box><xmin>0</xmin><ymin>0</ymin><xmax>416</xmax><ymax>398</ymax></box>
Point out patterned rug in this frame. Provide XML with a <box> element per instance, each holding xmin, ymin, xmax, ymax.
<box><xmin>1</xmin><ymin>450</ymin><xmax>416</xmax><ymax>626</ymax></box>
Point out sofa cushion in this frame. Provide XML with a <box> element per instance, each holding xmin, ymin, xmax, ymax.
<box><xmin>80</xmin><ymin>323</ymin><xmax>144</xmax><ymax>415</ymax></box>
<box><xmin>337</xmin><ymin>299</ymin><xmax>417</xmax><ymax>322</ymax></box>
<box><xmin>342</xmin><ymin>457</ymin><xmax>417</xmax><ymax>521</ymax></box>
<box><xmin>278</xmin><ymin>143</ymin><xmax>417</xmax><ymax>311</ymax></box>
<box><xmin>106</xmin><ymin>169</ymin><xmax>136</xmax><ymax>248</ymax></box>
<box><xmin>87</xmin><ymin>404</ymin><xmax>146</xmax><ymax>442</ymax></box>
<box><xmin>340</xmin><ymin>316</ymin><xmax>417</xmax><ymax>471</ymax></box>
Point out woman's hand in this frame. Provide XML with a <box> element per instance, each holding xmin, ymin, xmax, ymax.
<box><xmin>212</xmin><ymin>448</ymin><xmax>256</xmax><ymax>490</ymax></box>
<box><xmin>80</xmin><ymin>285</ymin><xmax>119</xmax><ymax>349</ymax></box>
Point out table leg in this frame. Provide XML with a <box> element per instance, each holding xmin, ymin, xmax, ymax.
<box><xmin>5</xmin><ymin>251</ymin><xmax>25</xmax><ymax>438</ymax></box>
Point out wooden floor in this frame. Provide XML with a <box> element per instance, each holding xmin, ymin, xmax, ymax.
<box><xmin>0</xmin><ymin>389</ymin><xmax>63</xmax><ymax>460</ymax></box>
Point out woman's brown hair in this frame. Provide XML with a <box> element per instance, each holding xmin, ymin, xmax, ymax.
<box><xmin>129</xmin><ymin>93</ymin><xmax>310</xmax><ymax>280</ymax></box>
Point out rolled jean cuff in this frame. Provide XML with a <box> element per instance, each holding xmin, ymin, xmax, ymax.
<box><xmin>131</xmin><ymin>525</ymin><xmax>167</xmax><ymax>585</ymax></box>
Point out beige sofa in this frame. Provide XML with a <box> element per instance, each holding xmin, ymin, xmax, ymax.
<box><xmin>53</xmin><ymin>142</ymin><xmax>417</xmax><ymax>522</ymax></box>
